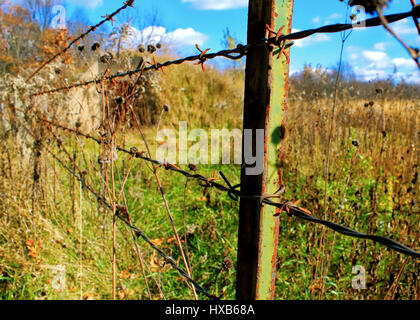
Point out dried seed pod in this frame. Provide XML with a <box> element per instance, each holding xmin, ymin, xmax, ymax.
<box><xmin>100</xmin><ymin>52</ymin><xmax>113</xmax><ymax>64</ymax></box>
<box><xmin>138</xmin><ymin>44</ymin><xmax>146</xmax><ymax>53</ymax></box>
<box><xmin>163</xmin><ymin>104</ymin><xmax>170</xmax><ymax>112</ymax></box>
<box><xmin>147</xmin><ymin>44</ymin><xmax>157</xmax><ymax>53</ymax></box>
<box><xmin>369</xmin><ymin>101</ymin><xmax>375</xmax><ymax>106</ymax></box>
<box><xmin>352</xmin><ymin>140</ymin><xmax>360</xmax><ymax>148</ymax></box>
<box><xmin>100</xmin><ymin>55</ymin><xmax>109</xmax><ymax>63</ymax></box>
<box><xmin>91</xmin><ymin>42</ymin><xmax>100</xmax><ymax>51</ymax></box>
<box><xmin>78</xmin><ymin>45</ymin><xmax>85</xmax><ymax>52</ymax></box>
<box><xmin>115</xmin><ymin>205</ymin><xmax>129</xmax><ymax>220</ymax></box>
<box><xmin>156</xmin><ymin>43</ymin><xmax>162</xmax><ymax>49</ymax></box>
<box><xmin>348</xmin><ymin>0</ymin><xmax>391</xmax><ymax>14</ymax></box>
<box><xmin>115</xmin><ymin>96</ymin><xmax>123</xmax><ymax>105</ymax></box>
<box><xmin>222</xmin><ymin>258</ymin><xmax>233</xmax><ymax>270</ymax></box>
<box><xmin>189</xmin><ymin>164</ymin><xmax>198</xmax><ymax>171</ymax></box>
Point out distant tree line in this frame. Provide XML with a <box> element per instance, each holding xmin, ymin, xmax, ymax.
<box><xmin>290</xmin><ymin>64</ymin><xmax>420</xmax><ymax>100</ymax></box>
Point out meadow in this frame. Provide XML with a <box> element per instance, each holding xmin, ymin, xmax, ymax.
<box><xmin>0</xmin><ymin>51</ymin><xmax>418</xmax><ymax>300</ymax></box>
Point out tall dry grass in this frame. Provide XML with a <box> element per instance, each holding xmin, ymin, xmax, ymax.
<box><xmin>0</xmin><ymin>47</ymin><xmax>418</xmax><ymax>299</ymax></box>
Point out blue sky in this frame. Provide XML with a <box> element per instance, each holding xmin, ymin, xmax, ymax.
<box><xmin>17</xmin><ymin>0</ymin><xmax>420</xmax><ymax>82</ymax></box>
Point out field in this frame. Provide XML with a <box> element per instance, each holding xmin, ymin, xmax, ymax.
<box><xmin>0</xmin><ymin>0</ymin><xmax>419</xmax><ymax>301</ymax></box>
<box><xmin>0</xmin><ymin>58</ymin><xmax>418</xmax><ymax>300</ymax></box>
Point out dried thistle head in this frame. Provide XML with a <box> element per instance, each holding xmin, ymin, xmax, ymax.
<box><xmin>115</xmin><ymin>96</ymin><xmax>123</xmax><ymax>105</ymax></box>
<box><xmin>222</xmin><ymin>258</ymin><xmax>233</xmax><ymax>270</ymax></box>
<box><xmin>188</xmin><ymin>163</ymin><xmax>198</xmax><ymax>171</ymax></box>
<box><xmin>100</xmin><ymin>52</ymin><xmax>113</xmax><ymax>64</ymax></box>
<box><xmin>91</xmin><ymin>42</ymin><xmax>101</xmax><ymax>51</ymax></box>
<box><xmin>138</xmin><ymin>44</ymin><xmax>146</xmax><ymax>53</ymax></box>
<box><xmin>147</xmin><ymin>44</ymin><xmax>157</xmax><ymax>54</ymax></box>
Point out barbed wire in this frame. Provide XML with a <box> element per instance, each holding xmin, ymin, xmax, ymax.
<box><xmin>26</xmin><ymin>0</ymin><xmax>135</xmax><ymax>82</ymax></box>
<box><xmin>17</xmin><ymin>3</ymin><xmax>420</xmax><ymax>300</ymax></box>
<box><xmin>39</xmin><ymin>118</ymin><xmax>420</xmax><ymax>259</ymax></box>
<box><xmin>31</xmin><ymin>6</ymin><xmax>420</xmax><ymax>97</ymax></box>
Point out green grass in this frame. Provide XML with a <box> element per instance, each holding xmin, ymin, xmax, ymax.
<box><xmin>1</xmin><ymin>125</ymin><xmax>418</xmax><ymax>300</ymax></box>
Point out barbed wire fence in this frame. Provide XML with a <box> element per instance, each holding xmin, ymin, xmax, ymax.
<box><xmin>3</xmin><ymin>0</ymin><xmax>419</xmax><ymax>300</ymax></box>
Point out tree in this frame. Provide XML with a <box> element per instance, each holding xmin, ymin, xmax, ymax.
<box><xmin>0</xmin><ymin>2</ymin><xmax>72</xmax><ymax>73</ymax></box>
<box><xmin>0</xmin><ymin>3</ymin><xmax>38</xmax><ymax>72</ymax></box>
<box><xmin>23</xmin><ymin>0</ymin><xmax>62</xmax><ymax>31</ymax></box>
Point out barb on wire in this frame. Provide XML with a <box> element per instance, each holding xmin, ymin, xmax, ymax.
<box><xmin>39</xmin><ymin>117</ymin><xmax>420</xmax><ymax>259</ymax></box>
<box><xmin>26</xmin><ymin>0</ymin><xmax>135</xmax><ymax>82</ymax></box>
<box><xmin>31</xmin><ymin>7</ymin><xmax>419</xmax><ymax>97</ymax></box>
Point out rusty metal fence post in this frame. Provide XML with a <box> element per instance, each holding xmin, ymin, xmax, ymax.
<box><xmin>236</xmin><ymin>0</ymin><xmax>294</xmax><ymax>300</ymax></box>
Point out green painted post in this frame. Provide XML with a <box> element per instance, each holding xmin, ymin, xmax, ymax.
<box><xmin>236</xmin><ymin>0</ymin><xmax>294</xmax><ymax>300</ymax></box>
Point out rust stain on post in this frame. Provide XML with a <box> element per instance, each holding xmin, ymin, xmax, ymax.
<box><xmin>236</xmin><ymin>0</ymin><xmax>294</xmax><ymax>300</ymax></box>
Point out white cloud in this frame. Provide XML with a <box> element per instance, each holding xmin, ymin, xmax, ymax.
<box><xmin>350</xmin><ymin>50</ymin><xmax>420</xmax><ymax>83</ymax></box>
<box><xmin>353</xmin><ymin>66</ymin><xmax>389</xmax><ymax>81</ymax></box>
<box><xmin>166</xmin><ymin>28</ymin><xmax>209</xmax><ymax>46</ymax></box>
<box><xmin>312</xmin><ymin>16</ymin><xmax>321</xmax><ymax>24</ymax></box>
<box><xmin>182</xmin><ymin>0</ymin><xmax>247</xmax><ymax>10</ymax></box>
<box><xmin>391</xmin><ymin>19</ymin><xmax>417</xmax><ymax>35</ymax></box>
<box><xmin>357</xmin><ymin>50</ymin><xmax>393</xmax><ymax>69</ymax></box>
<box><xmin>392</xmin><ymin>58</ymin><xmax>417</xmax><ymax>68</ymax></box>
<box><xmin>315</xmin><ymin>12</ymin><xmax>345</xmax><ymax>25</ymax></box>
<box><xmin>373</xmin><ymin>42</ymin><xmax>389</xmax><ymax>51</ymax></box>
<box><xmin>126</xmin><ymin>26</ymin><xmax>208</xmax><ymax>48</ymax></box>
<box><xmin>292</xmin><ymin>29</ymin><xmax>331</xmax><ymax>47</ymax></box>
<box><xmin>65</xmin><ymin>0</ymin><xmax>103</xmax><ymax>9</ymax></box>
<box><xmin>326</xmin><ymin>13</ymin><xmax>343</xmax><ymax>21</ymax></box>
